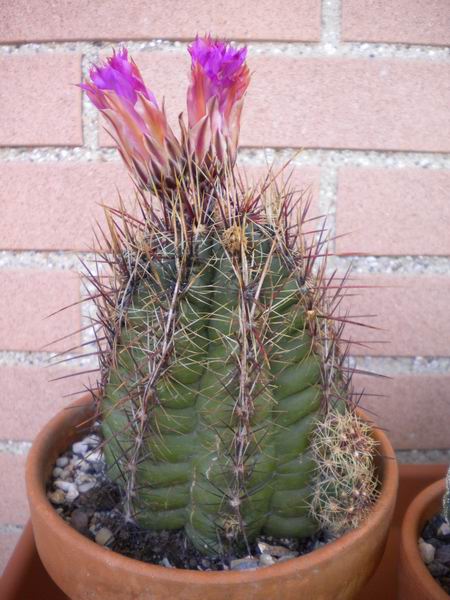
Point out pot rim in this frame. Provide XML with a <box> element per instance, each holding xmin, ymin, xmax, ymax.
<box><xmin>401</xmin><ymin>478</ymin><xmax>448</xmax><ymax>599</ymax></box>
<box><xmin>26</xmin><ymin>394</ymin><xmax>398</xmax><ymax>584</ymax></box>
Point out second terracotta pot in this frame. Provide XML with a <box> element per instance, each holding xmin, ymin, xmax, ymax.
<box><xmin>399</xmin><ymin>478</ymin><xmax>448</xmax><ymax>600</ymax></box>
<box><xmin>27</xmin><ymin>395</ymin><xmax>398</xmax><ymax>600</ymax></box>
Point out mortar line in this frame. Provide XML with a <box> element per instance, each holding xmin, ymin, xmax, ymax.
<box><xmin>331</xmin><ymin>256</ymin><xmax>450</xmax><ymax>274</ymax></box>
<box><xmin>1</xmin><ymin>147</ymin><xmax>450</xmax><ymax>169</ymax></box>
<box><xmin>0</xmin><ymin>251</ymin><xmax>95</xmax><ymax>270</ymax></box>
<box><xmin>396</xmin><ymin>449</ymin><xmax>450</xmax><ymax>463</ymax></box>
<box><xmin>2</xmin><ymin>251</ymin><xmax>450</xmax><ymax>274</ymax></box>
<box><xmin>80</xmin><ymin>47</ymin><xmax>100</xmax><ymax>150</ymax></box>
<box><xmin>0</xmin><ymin>350</ymin><xmax>99</xmax><ymax>369</ymax></box>
<box><xmin>0</xmin><ymin>440</ymin><xmax>32</xmax><ymax>455</ymax></box>
<box><xmin>321</xmin><ymin>0</ymin><xmax>341</xmax><ymax>47</ymax></box>
<box><xmin>237</xmin><ymin>149</ymin><xmax>450</xmax><ymax>169</ymax></box>
<box><xmin>351</xmin><ymin>356</ymin><xmax>450</xmax><ymax>375</ymax></box>
<box><xmin>318</xmin><ymin>164</ymin><xmax>338</xmax><ymax>251</ymax></box>
<box><xmin>0</xmin><ymin>39</ymin><xmax>448</xmax><ymax>62</ymax></box>
<box><xmin>0</xmin><ymin>524</ymin><xmax>25</xmax><ymax>534</ymax></box>
<box><xmin>1</xmin><ymin>350</ymin><xmax>449</xmax><ymax>372</ymax></box>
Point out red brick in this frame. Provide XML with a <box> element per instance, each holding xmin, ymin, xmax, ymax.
<box><xmin>0</xmin><ymin>162</ymin><xmax>132</xmax><ymax>251</ymax></box>
<box><xmin>355</xmin><ymin>374</ymin><xmax>450</xmax><ymax>449</ymax></box>
<box><xmin>336</xmin><ymin>169</ymin><xmax>450</xmax><ymax>256</ymax></box>
<box><xmin>242</xmin><ymin>57</ymin><xmax>450</xmax><ymax>151</ymax></box>
<box><xmin>0</xmin><ymin>270</ymin><xmax>81</xmax><ymax>352</ymax></box>
<box><xmin>0</xmin><ymin>531</ymin><xmax>21</xmax><ymax>575</ymax></box>
<box><xmin>0</xmin><ymin>54</ymin><xmax>82</xmax><ymax>147</ymax></box>
<box><xmin>342</xmin><ymin>0</ymin><xmax>450</xmax><ymax>46</ymax></box>
<box><xmin>100</xmin><ymin>54</ymin><xmax>450</xmax><ymax>152</ymax></box>
<box><xmin>342</xmin><ymin>275</ymin><xmax>450</xmax><ymax>356</ymax></box>
<box><xmin>0</xmin><ymin>1</ymin><xmax>321</xmax><ymax>43</ymax></box>
<box><xmin>0</xmin><ymin>454</ymin><xmax>28</xmax><ymax>525</ymax></box>
<box><xmin>0</xmin><ymin>366</ymin><xmax>93</xmax><ymax>441</ymax></box>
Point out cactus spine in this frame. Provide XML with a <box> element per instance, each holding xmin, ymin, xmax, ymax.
<box><xmin>80</xmin><ymin>38</ymin><xmax>378</xmax><ymax>556</ymax></box>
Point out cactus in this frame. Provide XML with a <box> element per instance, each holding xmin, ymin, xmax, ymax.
<box><xmin>309</xmin><ymin>409</ymin><xmax>379</xmax><ymax>535</ymax></box>
<box><xmin>443</xmin><ymin>467</ymin><xmax>450</xmax><ymax>524</ymax></box>
<box><xmin>78</xmin><ymin>37</ymin><xmax>378</xmax><ymax>556</ymax></box>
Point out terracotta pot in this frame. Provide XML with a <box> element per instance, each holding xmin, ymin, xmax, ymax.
<box><xmin>398</xmin><ymin>479</ymin><xmax>448</xmax><ymax>600</ymax></box>
<box><xmin>26</xmin><ymin>395</ymin><xmax>398</xmax><ymax>600</ymax></box>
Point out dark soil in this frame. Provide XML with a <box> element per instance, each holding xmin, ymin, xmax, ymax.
<box><xmin>57</xmin><ymin>481</ymin><xmax>331</xmax><ymax>570</ymax></box>
<box><xmin>48</xmin><ymin>433</ymin><xmax>335</xmax><ymax>571</ymax></box>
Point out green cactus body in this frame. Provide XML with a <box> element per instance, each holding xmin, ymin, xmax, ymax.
<box><xmin>101</xmin><ymin>225</ymin><xmax>322</xmax><ymax>553</ymax></box>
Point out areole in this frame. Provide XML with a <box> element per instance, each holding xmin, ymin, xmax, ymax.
<box><xmin>26</xmin><ymin>395</ymin><xmax>398</xmax><ymax>600</ymax></box>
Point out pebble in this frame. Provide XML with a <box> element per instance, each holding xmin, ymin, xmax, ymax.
<box><xmin>95</xmin><ymin>527</ymin><xmax>114</xmax><ymax>546</ymax></box>
<box><xmin>54</xmin><ymin>479</ymin><xmax>72</xmax><ymax>492</ymax></box>
<box><xmin>428</xmin><ymin>561</ymin><xmax>449</xmax><ymax>577</ymax></box>
<box><xmin>419</xmin><ymin>538</ymin><xmax>436</xmax><ymax>564</ymax></box>
<box><xmin>52</xmin><ymin>467</ymin><xmax>64</xmax><ymax>478</ymax></box>
<box><xmin>277</xmin><ymin>553</ymin><xmax>301</xmax><ymax>563</ymax></box>
<box><xmin>71</xmin><ymin>509</ymin><xmax>89</xmax><ymax>532</ymax></box>
<box><xmin>48</xmin><ymin>489</ymin><xmax>66</xmax><ymax>505</ymax></box>
<box><xmin>230</xmin><ymin>557</ymin><xmax>259</xmax><ymax>571</ymax></box>
<box><xmin>86</xmin><ymin>450</ymin><xmax>102</xmax><ymax>463</ymax></box>
<box><xmin>160</xmin><ymin>557</ymin><xmax>174</xmax><ymax>568</ymax></box>
<box><xmin>422</xmin><ymin>521</ymin><xmax>436</xmax><ymax>540</ymax></box>
<box><xmin>75</xmin><ymin>472</ymin><xmax>95</xmax><ymax>485</ymax></box>
<box><xmin>84</xmin><ymin>435</ymin><xmax>101</xmax><ymax>447</ymax></box>
<box><xmin>259</xmin><ymin>553</ymin><xmax>275</xmax><ymax>566</ymax></box>
<box><xmin>59</xmin><ymin>468</ymin><xmax>72</xmax><ymax>481</ymax></box>
<box><xmin>438</xmin><ymin>522</ymin><xmax>450</xmax><ymax>539</ymax></box>
<box><xmin>79</xmin><ymin>481</ymin><xmax>97</xmax><ymax>493</ymax></box>
<box><xmin>436</xmin><ymin>545</ymin><xmax>450</xmax><ymax>565</ymax></box>
<box><xmin>313</xmin><ymin>540</ymin><xmax>325</xmax><ymax>550</ymax></box>
<box><xmin>56</xmin><ymin>456</ymin><xmax>69</xmax><ymax>467</ymax></box>
<box><xmin>72</xmin><ymin>442</ymin><xmax>88</xmax><ymax>456</ymax></box>
<box><xmin>66</xmin><ymin>485</ymin><xmax>80</xmax><ymax>503</ymax></box>
<box><xmin>258</xmin><ymin>542</ymin><xmax>298</xmax><ymax>558</ymax></box>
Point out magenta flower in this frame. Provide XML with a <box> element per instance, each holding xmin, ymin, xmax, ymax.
<box><xmin>187</xmin><ymin>36</ymin><xmax>250</xmax><ymax>161</ymax></box>
<box><xmin>82</xmin><ymin>37</ymin><xmax>251</xmax><ymax>192</ymax></box>
<box><xmin>81</xmin><ymin>48</ymin><xmax>157</xmax><ymax>110</ymax></box>
<box><xmin>80</xmin><ymin>48</ymin><xmax>180</xmax><ymax>192</ymax></box>
<box><xmin>187</xmin><ymin>36</ymin><xmax>249</xmax><ymax>122</ymax></box>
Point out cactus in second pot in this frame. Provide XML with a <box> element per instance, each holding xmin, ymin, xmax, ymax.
<box><xmin>81</xmin><ymin>37</ymin><xmax>378</xmax><ymax>556</ymax></box>
<box><xmin>443</xmin><ymin>467</ymin><xmax>450</xmax><ymax>524</ymax></box>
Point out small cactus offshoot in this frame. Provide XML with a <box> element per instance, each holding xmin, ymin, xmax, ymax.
<box><xmin>74</xmin><ymin>36</ymin><xmax>380</xmax><ymax>556</ymax></box>
<box><xmin>309</xmin><ymin>409</ymin><xmax>379</xmax><ymax>535</ymax></box>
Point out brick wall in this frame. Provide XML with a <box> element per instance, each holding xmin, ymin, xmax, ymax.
<box><xmin>1</xmin><ymin>0</ymin><xmax>449</xmax><ymax>572</ymax></box>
